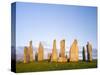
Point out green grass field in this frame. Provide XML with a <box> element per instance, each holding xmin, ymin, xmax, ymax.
<box><xmin>16</xmin><ymin>60</ymin><xmax>97</xmax><ymax>73</ymax></box>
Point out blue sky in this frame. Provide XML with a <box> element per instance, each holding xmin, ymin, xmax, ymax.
<box><xmin>15</xmin><ymin>2</ymin><xmax>97</xmax><ymax>49</ymax></box>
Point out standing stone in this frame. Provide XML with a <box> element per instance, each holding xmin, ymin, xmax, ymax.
<box><xmin>86</xmin><ymin>42</ymin><xmax>92</xmax><ymax>62</ymax></box>
<box><xmin>82</xmin><ymin>46</ymin><xmax>86</xmax><ymax>61</ymax></box>
<box><xmin>24</xmin><ymin>46</ymin><xmax>30</xmax><ymax>63</ymax></box>
<box><xmin>51</xmin><ymin>40</ymin><xmax>58</xmax><ymax>62</ymax></box>
<box><xmin>69</xmin><ymin>39</ymin><xmax>79</xmax><ymax>62</ymax></box>
<box><xmin>38</xmin><ymin>42</ymin><xmax>44</xmax><ymax>61</ymax></box>
<box><xmin>48</xmin><ymin>53</ymin><xmax>51</xmax><ymax>62</ymax></box>
<box><xmin>28</xmin><ymin>41</ymin><xmax>33</xmax><ymax>62</ymax></box>
<box><xmin>58</xmin><ymin>40</ymin><xmax>67</xmax><ymax>62</ymax></box>
<box><xmin>60</xmin><ymin>40</ymin><xmax>65</xmax><ymax>58</ymax></box>
<box><xmin>35</xmin><ymin>51</ymin><xmax>38</xmax><ymax>62</ymax></box>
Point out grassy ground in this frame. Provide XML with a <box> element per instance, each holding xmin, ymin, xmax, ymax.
<box><xmin>16</xmin><ymin>60</ymin><xmax>97</xmax><ymax>73</ymax></box>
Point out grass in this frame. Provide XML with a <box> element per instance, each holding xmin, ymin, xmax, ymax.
<box><xmin>16</xmin><ymin>60</ymin><xmax>97</xmax><ymax>73</ymax></box>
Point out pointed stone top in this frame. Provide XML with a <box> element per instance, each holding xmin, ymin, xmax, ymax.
<box><xmin>39</xmin><ymin>42</ymin><xmax>42</xmax><ymax>46</ymax></box>
<box><xmin>87</xmin><ymin>41</ymin><xmax>91</xmax><ymax>44</ymax></box>
<box><xmin>53</xmin><ymin>40</ymin><xmax>56</xmax><ymax>46</ymax></box>
<box><xmin>87</xmin><ymin>41</ymin><xmax>92</xmax><ymax>46</ymax></box>
<box><xmin>87</xmin><ymin>41</ymin><xmax>89</xmax><ymax>44</ymax></box>
<box><xmin>83</xmin><ymin>46</ymin><xmax>85</xmax><ymax>48</ymax></box>
<box><xmin>53</xmin><ymin>39</ymin><xmax>56</xmax><ymax>42</ymax></box>
<box><xmin>29</xmin><ymin>40</ymin><xmax>32</xmax><ymax>44</ymax></box>
<box><xmin>83</xmin><ymin>46</ymin><xmax>85</xmax><ymax>50</ymax></box>
<box><xmin>87</xmin><ymin>42</ymin><xmax>92</xmax><ymax>49</ymax></box>
<box><xmin>24</xmin><ymin>46</ymin><xmax>28</xmax><ymax>49</ymax></box>
<box><xmin>24</xmin><ymin>46</ymin><xmax>28</xmax><ymax>52</ymax></box>
<box><xmin>29</xmin><ymin>40</ymin><xmax>32</xmax><ymax>46</ymax></box>
<box><xmin>39</xmin><ymin>42</ymin><xmax>43</xmax><ymax>48</ymax></box>
<box><xmin>61</xmin><ymin>39</ymin><xmax>65</xmax><ymax>42</ymax></box>
<box><xmin>74</xmin><ymin>39</ymin><xmax>78</xmax><ymax>44</ymax></box>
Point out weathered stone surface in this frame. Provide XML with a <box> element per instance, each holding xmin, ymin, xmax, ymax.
<box><xmin>51</xmin><ymin>40</ymin><xmax>58</xmax><ymax>62</ymax></box>
<box><xmin>38</xmin><ymin>42</ymin><xmax>44</xmax><ymax>61</ymax></box>
<box><xmin>24</xmin><ymin>46</ymin><xmax>30</xmax><ymax>63</ymax></box>
<box><xmin>69</xmin><ymin>39</ymin><xmax>79</xmax><ymax>62</ymax></box>
<box><xmin>86</xmin><ymin>42</ymin><xmax>92</xmax><ymax>62</ymax></box>
<box><xmin>58</xmin><ymin>40</ymin><xmax>67</xmax><ymax>62</ymax></box>
<box><xmin>82</xmin><ymin>46</ymin><xmax>86</xmax><ymax>61</ymax></box>
<box><xmin>28</xmin><ymin>41</ymin><xmax>33</xmax><ymax>62</ymax></box>
<box><xmin>60</xmin><ymin>40</ymin><xmax>65</xmax><ymax>58</ymax></box>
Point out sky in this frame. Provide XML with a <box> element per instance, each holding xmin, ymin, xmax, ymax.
<box><xmin>15</xmin><ymin>2</ymin><xmax>97</xmax><ymax>50</ymax></box>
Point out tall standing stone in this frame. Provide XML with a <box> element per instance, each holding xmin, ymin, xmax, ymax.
<box><xmin>86</xmin><ymin>42</ymin><xmax>92</xmax><ymax>62</ymax></box>
<box><xmin>58</xmin><ymin>40</ymin><xmax>67</xmax><ymax>62</ymax></box>
<box><xmin>24</xmin><ymin>46</ymin><xmax>30</xmax><ymax>63</ymax></box>
<box><xmin>60</xmin><ymin>40</ymin><xmax>65</xmax><ymax>58</ymax></box>
<box><xmin>69</xmin><ymin>39</ymin><xmax>79</xmax><ymax>62</ymax></box>
<box><xmin>82</xmin><ymin>46</ymin><xmax>86</xmax><ymax>61</ymax></box>
<box><xmin>38</xmin><ymin>42</ymin><xmax>44</xmax><ymax>61</ymax></box>
<box><xmin>51</xmin><ymin>40</ymin><xmax>58</xmax><ymax>62</ymax></box>
<box><xmin>28</xmin><ymin>41</ymin><xmax>33</xmax><ymax>62</ymax></box>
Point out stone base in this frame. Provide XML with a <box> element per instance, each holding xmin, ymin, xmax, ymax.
<box><xmin>69</xmin><ymin>58</ymin><xmax>78</xmax><ymax>62</ymax></box>
<box><xmin>58</xmin><ymin>57</ymin><xmax>67</xmax><ymax>63</ymax></box>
